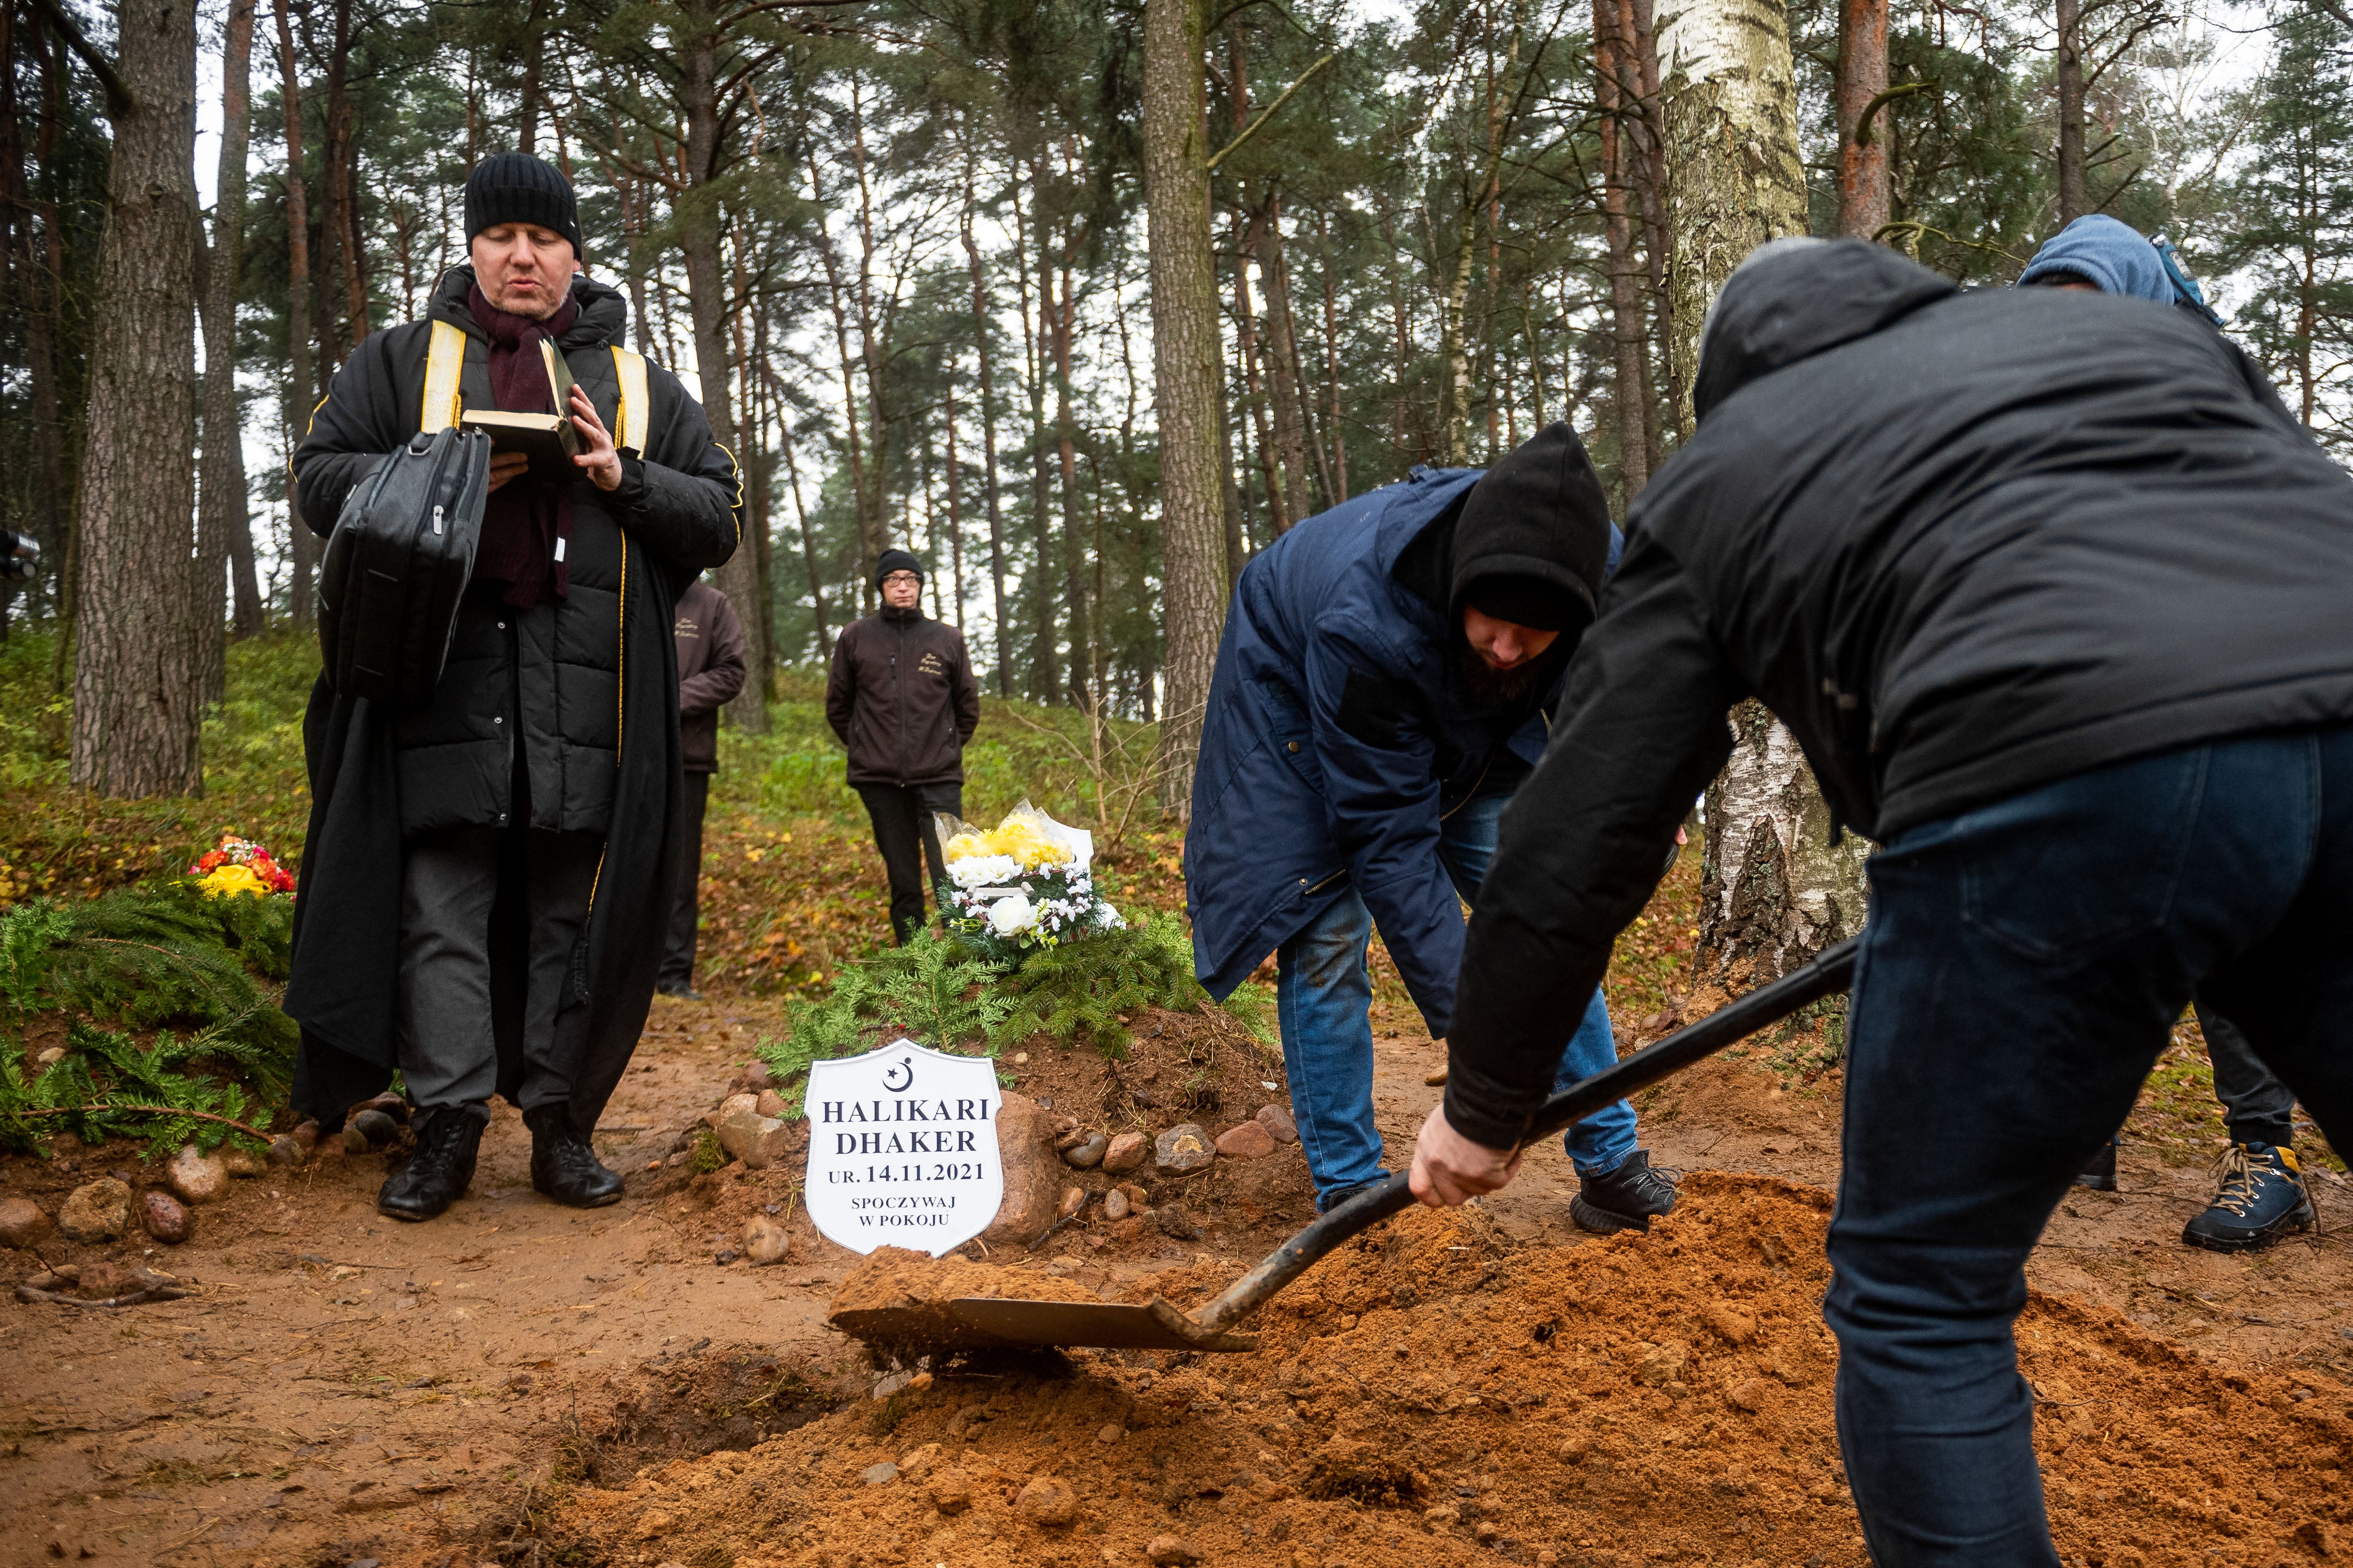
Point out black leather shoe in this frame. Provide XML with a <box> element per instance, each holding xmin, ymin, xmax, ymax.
<box><xmin>1571</xmin><ymin>1149</ymin><xmax>1680</xmax><ymax>1234</ymax></box>
<box><xmin>2075</xmin><ymin>1135</ymin><xmax>2120</xmax><ymax>1192</ymax></box>
<box><xmin>526</xmin><ymin>1103</ymin><xmax>624</xmax><ymax>1208</ymax></box>
<box><xmin>378</xmin><ymin>1106</ymin><xmax>487</xmax><ymax>1222</ymax></box>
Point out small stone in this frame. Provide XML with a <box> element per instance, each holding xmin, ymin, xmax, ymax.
<box><xmin>140</xmin><ymin>1191</ymin><xmax>193</xmax><ymax>1245</ymax></box>
<box><xmin>1155</xmin><ymin>1123</ymin><xmax>1214</xmax><ymax>1175</ymax></box>
<box><xmin>1155</xmin><ymin>1203</ymin><xmax>1201</xmax><ymax>1240</ymax></box>
<box><xmin>1256</xmin><ymin>1103</ymin><xmax>1299</xmax><ymax>1143</ymax></box>
<box><xmin>339</xmin><ymin>1125</ymin><xmax>369</xmax><ymax>1156</ymax></box>
<box><xmin>898</xmin><ymin>1442</ymin><xmax>942</xmax><ymax>1481</ymax></box>
<box><xmin>1424</xmin><ymin>1504</ymin><xmax>1460</xmax><ymax>1529</ymax></box>
<box><xmin>742</xmin><ymin>1215</ymin><xmax>789</xmax><ymax>1266</ymax></box>
<box><xmin>714</xmin><ymin>1097</ymin><xmax>792</xmax><ymax>1170</ymax></box>
<box><xmin>1062</xmin><ymin>1132</ymin><xmax>1110</xmax><ymax>1169</ymax></box>
<box><xmin>349</xmin><ymin>1109</ymin><xmax>399</xmax><ymax>1147</ymax></box>
<box><xmin>742</xmin><ymin>1061</ymin><xmax>774</xmax><ymax>1092</ymax></box>
<box><xmin>0</xmin><ymin>1197</ymin><xmax>50</xmax><ymax>1249</ymax></box>
<box><xmin>927</xmin><ymin>1466</ymin><xmax>973</xmax><ymax>1514</ymax></box>
<box><xmin>1559</xmin><ymin>1435</ymin><xmax>1593</xmax><ymax>1464</ymax></box>
<box><xmin>1102</xmin><ymin>1132</ymin><xmax>1149</xmax><ymax>1174</ymax></box>
<box><xmin>268</xmin><ymin>1135</ymin><xmax>305</xmax><ymax>1167</ymax></box>
<box><xmin>221</xmin><ymin>1146</ymin><xmax>267</xmax><ymax>1179</ymax></box>
<box><xmin>1702</xmin><ymin>1300</ymin><xmax>1756</xmax><ymax>1345</ymax></box>
<box><xmin>1726</xmin><ymin>1378</ymin><xmax>1770</xmax><ymax>1413</ymax></box>
<box><xmin>755</xmin><ymin>1088</ymin><xmax>788</xmax><ymax>1119</ymax></box>
<box><xmin>1103</xmin><ymin>1188</ymin><xmax>1130</xmax><ymax>1222</ymax></box>
<box><xmin>290</xmin><ymin>1119</ymin><xmax>321</xmax><ymax>1148</ymax></box>
<box><xmin>1097</xmin><ymin>1423</ymin><xmax>1124</xmax><ymax>1444</ymax></box>
<box><xmin>1050</xmin><ymin>1116</ymin><xmax>1083</xmax><ymax>1149</ymax></box>
<box><xmin>1117</xmin><ymin>1183</ymin><xmax>1149</xmax><ymax>1207</ymax></box>
<box><xmin>1636</xmin><ymin>1339</ymin><xmax>1690</xmax><ymax>1388</ymax></box>
<box><xmin>360</xmin><ymin>1093</ymin><xmax>411</xmax><ymax>1125</ymax></box>
<box><xmin>1147</xmin><ymin>1535</ymin><xmax>1202</xmax><ymax>1565</ymax></box>
<box><xmin>33</xmin><ymin>1046</ymin><xmax>64</xmax><ymax>1067</ymax></box>
<box><xmin>861</xmin><ymin>1462</ymin><xmax>899</xmax><ymax>1486</ymax></box>
<box><xmin>1058</xmin><ymin>1186</ymin><xmax>1087</xmax><ymax>1221</ymax></box>
<box><xmin>56</xmin><ymin>1179</ymin><xmax>130</xmax><ymax>1243</ymax></box>
<box><xmin>1214</xmin><ymin>1119</ymin><xmax>1278</xmax><ymax>1160</ymax></box>
<box><xmin>1016</xmin><ymin>1475</ymin><xmax>1079</xmax><ymax>1527</ymax></box>
<box><xmin>164</xmin><ymin>1145</ymin><xmax>229</xmax><ymax>1204</ymax></box>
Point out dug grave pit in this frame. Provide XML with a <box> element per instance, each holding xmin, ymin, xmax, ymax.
<box><xmin>555</xmin><ymin>1172</ymin><xmax>2352</xmax><ymax>1567</ymax></box>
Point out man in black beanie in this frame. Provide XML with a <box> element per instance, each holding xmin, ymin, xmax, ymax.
<box><xmin>1185</xmin><ymin>424</ymin><xmax>1676</xmax><ymax>1231</ymax></box>
<box><xmin>826</xmin><ymin>549</ymin><xmax>982</xmax><ymax>942</ymax></box>
<box><xmin>287</xmin><ymin>152</ymin><xmax>742</xmax><ymax>1224</ymax></box>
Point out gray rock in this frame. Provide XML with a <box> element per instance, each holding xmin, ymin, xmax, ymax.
<box><xmin>0</xmin><ymin>1196</ymin><xmax>51</xmax><ymax>1249</ymax></box>
<box><xmin>349</xmin><ymin>1109</ymin><xmax>401</xmax><ymax>1147</ymax></box>
<box><xmin>221</xmin><ymin>1146</ymin><xmax>267</xmax><ymax>1179</ymax></box>
<box><xmin>164</xmin><ymin>1145</ymin><xmax>229</xmax><ymax>1205</ymax></box>
<box><xmin>1103</xmin><ymin>1188</ymin><xmax>1131</xmax><ymax>1222</ymax></box>
<box><xmin>1256</xmin><ymin>1103</ymin><xmax>1299</xmax><ymax>1144</ymax></box>
<box><xmin>1102</xmin><ymin>1131</ymin><xmax>1149</xmax><ymax>1174</ymax></box>
<box><xmin>979</xmin><ymin>1092</ymin><xmax>1068</xmax><ymax>1250</ymax></box>
<box><xmin>57</xmin><ymin>1179</ymin><xmax>130</xmax><ymax>1243</ymax></box>
<box><xmin>267</xmin><ymin>1135</ymin><xmax>306</xmax><ymax>1167</ymax></box>
<box><xmin>338</xmin><ymin>1125</ymin><xmax>369</xmax><ymax>1156</ymax></box>
<box><xmin>1154</xmin><ymin>1123</ymin><xmax>1214</xmax><ymax>1175</ymax></box>
<box><xmin>1062</xmin><ymin>1132</ymin><xmax>1109</xmax><ymax>1169</ymax></box>
<box><xmin>360</xmin><ymin>1093</ymin><xmax>410</xmax><ymax>1125</ymax></box>
<box><xmin>140</xmin><ymin>1191</ymin><xmax>193</xmax><ymax>1244</ymax></box>
<box><xmin>1155</xmin><ymin>1203</ymin><xmax>1202</xmax><ymax>1241</ymax></box>
<box><xmin>862</xmin><ymin>1461</ymin><xmax>899</xmax><ymax>1486</ymax></box>
<box><xmin>714</xmin><ymin>1096</ymin><xmax>791</xmax><ymax>1170</ymax></box>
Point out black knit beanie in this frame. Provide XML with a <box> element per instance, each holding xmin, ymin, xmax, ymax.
<box><xmin>875</xmin><ymin>548</ymin><xmax>923</xmax><ymax>587</ymax></box>
<box><xmin>464</xmin><ymin>153</ymin><xmax>583</xmax><ymax>260</ymax></box>
<box><xmin>1449</xmin><ymin>422</ymin><xmax>1614</xmax><ymax>633</ymax></box>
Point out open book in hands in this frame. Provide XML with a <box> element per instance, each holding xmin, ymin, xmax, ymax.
<box><xmin>459</xmin><ymin>339</ymin><xmax>582</xmax><ymax>485</ymax></box>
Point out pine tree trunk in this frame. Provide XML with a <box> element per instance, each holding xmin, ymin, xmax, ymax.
<box><xmin>1660</xmin><ymin>0</ymin><xmax>1867</xmax><ymax>983</ymax></box>
<box><xmin>1144</xmin><ymin>0</ymin><xmax>1225</xmax><ymax>818</ymax></box>
<box><xmin>200</xmin><ymin>0</ymin><xmax>260</xmax><ymax>692</ymax></box>
<box><xmin>321</xmin><ymin>0</ymin><xmax>365</xmax><ymax>344</ymax></box>
<box><xmin>1594</xmin><ymin>0</ymin><xmax>1651</xmax><ymax>498</ymax></box>
<box><xmin>72</xmin><ymin>0</ymin><xmax>204</xmax><ymax>798</ymax></box>
<box><xmin>1255</xmin><ymin>193</ymin><xmax>1315</xmax><ymax>521</ymax></box>
<box><xmin>959</xmin><ymin>149</ymin><xmax>1012</xmax><ymax>695</ymax></box>
<box><xmin>1836</xmin><ymin>0</ymin><xmax>1890</xmax><ymax>239</ymax></box>
<box><xmin>273</xmin><ymin>0</ymin><xmax>315</xmax><ymax>627</ymax></box>
<box><xmin>1048</xmin><ymin>252</ymin><xmax>1091</xmax><ymax>708</ymax></box>
<box><xmin>679</xmin><ymin>9</ymin><xmax>765</xmax><ymax>733</ymax></box>
<box><xmin>2055</xmin><ymin>0</ymin><xmax>2085</xmax><ymax>224</ymax></box>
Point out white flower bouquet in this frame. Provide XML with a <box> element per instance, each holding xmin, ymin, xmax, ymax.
<box><xmin>934</xmin><ymin>800</ymin><xmax>1127</xmax><ymax>960</ymax></box>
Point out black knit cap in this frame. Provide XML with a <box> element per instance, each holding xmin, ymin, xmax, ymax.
<box><xmin>875</xmin><ymin>548</ymin><xmax>923</xmax><ymax>587</ymax></box>
<box><xmin>1449</xmin><ymin>422</ymin><xmax>1614</xmax><ymax>633</ymax></box>
<box><xmin>464</xmin><ymin>153</ymin><xmax>583</xmax><ymax>260</ymax></box>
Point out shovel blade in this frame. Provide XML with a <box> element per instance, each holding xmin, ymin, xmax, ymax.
<box><xmin>948</xmin><ymin>1296</ymin><xmax>1258</xmax><ymax>1352</ymax></box>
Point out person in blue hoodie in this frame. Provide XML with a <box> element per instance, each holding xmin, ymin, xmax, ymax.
<box><xmin>2019</xmin><ymin>214</ymin><xmax>2319</xmax><ymax>1255</ymax></box>
<box><xmin>1185</xmin><ymin>422</ymin><xmax>1677</xmax><ymax>1230</ymax></box>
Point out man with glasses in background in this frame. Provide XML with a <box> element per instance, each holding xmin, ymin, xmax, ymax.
<box><xmin>825</xmin><ymin>549</ymin><xmax>981</xmax><ymax>942</ymax></box>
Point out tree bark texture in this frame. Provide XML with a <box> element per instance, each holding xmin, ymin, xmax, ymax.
<box><xmin>1835</xmin><ymin>0</ymin><xmax>1890</xmax><ymax>239</ymax></box>
<box><xmin>1594</xmin><ymin>0</ymin><xmax>1651</xmax><ymax>498</ymax></box>
<box><xmin>273</xmin><ymin>0</ymin><xmax>315</xmax><ymax>627</ymax></box>
<box><xmin>1699</xmin><ymin>702</ymin><xmax>1872</xmax><ymax>983</ymax></box>
<box><xmin>959</xmin><ymin>153</ymin><xmax>1012</xmax><ymax>696</ymax></box>
<box><xmin>200</xmin><ymin>0</ymin><xmax>261</xmax><ymax>683</ymax></box>
<box><xmin>680</xmin><ymin>9</ymin><xmax>765</xmax><ymax>732</ymax></box>
<box><xmin>1656</xmin><ymin>0</ymin><xmax>1808</xmax><ymax>440</ymax></box>
<box><xmin>1254</xmin><ymin>193</ymin><xmax>1315</xmax><ymax>524</ymax></box>
<box><xmin>1144</xmin><ymin>0</ymin><xmax>1226</xmax><ymax>820</ymax></box>
<box><xmin>2055</xmin><ymin>0</ymin><xmax>2086</xmax><ymax>224</ymax></box>
<box><xmin>71</xmin><ymin>0</ymin><xmax>204</xmax><ymax>797</ymax></box>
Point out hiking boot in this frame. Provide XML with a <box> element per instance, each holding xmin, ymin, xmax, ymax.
<box><xmin>2183</xmin><ymin>1141</ymin><xmax>2313</xmax><ymax>1253</ymax></box>
<box><xmin>2075</xmin><ymin>1136</ymin><xmax>2119</xmax><ymax>1192</ymax></box>
<box><xmin>1571</xmin><ymin>1149</ymin><xmax>1680</xmax><ymax>1235</ymax></box>
<box><xmin>526</xmin><ymin>1103</ymin><xmax>624</xmax><ymax>1209</ymax></box>
<box><xmin>1317</xmin><ymin>1173</ymin><xmax>1392</xmax><ymax>1215</ymax></box>
<box><xmin>377</xmin><ymin>1105</ymin><xmax>487</xmax><ymax>1222</ymax></box>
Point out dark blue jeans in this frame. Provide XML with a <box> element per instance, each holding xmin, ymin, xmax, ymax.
<box><xmin>1831</xmin><ymin>727</ymin><xmax>2353</xmax><ymax>1565</ymax></box>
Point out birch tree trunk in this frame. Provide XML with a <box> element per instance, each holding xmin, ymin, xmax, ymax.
<box><xmin>1660</xmin><ymin>0</ymin><xmax>1870</xmax><ymax>983</ymax></box>
<box><xmin>680</xmin><ymin>9</ymin><xmax>765</xmax><ymax>733</ymax></box>
<box><xmin>72</xmin><ymin>0</ymin><xmax>203</xmax><ymax>797</ymax></box>
<box><xmin>1144</xmin><ymin>0</ymin><xmax>1224</xmax><ymax>818</ymax></box>
<box><xmin>200</xmin><ymin>0</ymin><xmax>260</xmax><ymax>695</ymax></box>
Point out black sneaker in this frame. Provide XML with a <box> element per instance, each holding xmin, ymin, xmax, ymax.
<box><xmin>526</xmin><ymin>1103</ymin><xmax>625</xmax><ymax>1208</ymax></box>
<box><xmin>1316</xmin><ymin>1173</ymin><xmax>1391</xmax><ymax>1215</ymax></box>
<box><xmin>377</xmin><ymin>1105</ymin><xmax>487</xmax><ymax>1222</ymax></box>
<box><xmin>2075</xmin><ymin>1136</ymin><xmax>2119</xmax><ymax>1192</ymax></box>
<box><xmin>1571</xmin><ymin>1149</ymin><xmax>1679</xmax><ymax>1235</ymax></box>
<box><xmin>2183</xmin><ymin>1141</ymin><xmax>2314</xmax><ymax>1253</ymax></box>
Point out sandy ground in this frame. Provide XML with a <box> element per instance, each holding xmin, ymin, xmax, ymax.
<box><xmin>2</xmin><ymin>995</ymin><xmax>2347</xmax><ymax>1567</ymax></box>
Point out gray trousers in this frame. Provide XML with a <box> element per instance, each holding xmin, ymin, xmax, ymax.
<box><xmin>397</xmin><ymin>825</ymin><xmax>605</xmax><ymax>1114</ymax></box>
<box><xmin>2196</xmin><ymin>1002</ymin><xmax>2298</xmax><ymax>1146</ymax></box>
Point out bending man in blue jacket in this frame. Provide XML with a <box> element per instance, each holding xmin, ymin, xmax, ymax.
<box><xmin>1186</xmin><ymin>423</ymin><xmax>1675</xmax><ymax>1230</ymax></box>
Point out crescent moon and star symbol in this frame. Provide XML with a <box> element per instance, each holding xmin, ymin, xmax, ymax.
<box><xmin>881</xmin><ymin>1057</ymin><xmax>915</xmax><ymax>1093</ymax></box>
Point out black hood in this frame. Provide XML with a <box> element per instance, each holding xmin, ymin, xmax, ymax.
<box><xmin>1692</xmin><ymin>239</ymin><xmax>1958</xmax><ymax>422</ymax></box>
<box><xmin>1447</xmin><ymin>421</ymin><xmax>1615</xmax><ymax>633</ymax></box>
<box><xmin>428</xmin><ymin>263</ymin><xmax>630</xmax><ymax>353</ymax></box>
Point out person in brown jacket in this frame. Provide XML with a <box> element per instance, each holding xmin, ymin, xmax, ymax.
<box><xmin>825</xmin><ymin>548</ymin><xmax>981</xmax><ymax>942</ymax></box>
<box><xmin>659</xmin><ymin>574</ymin><xmax>748</xmax><ymax>996</ymax></box>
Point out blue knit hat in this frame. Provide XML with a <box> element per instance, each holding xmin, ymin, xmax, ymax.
<box><xmin>2018</xmin><ymin>214</ymin><xmax>2219</xmax><ymax>323</ymax></box>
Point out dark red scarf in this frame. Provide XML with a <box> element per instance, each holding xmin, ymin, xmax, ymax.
<box><xmin>469</xmin><ymin>282</ymin><xmax>580</xmax><ymax>609</ymax></box>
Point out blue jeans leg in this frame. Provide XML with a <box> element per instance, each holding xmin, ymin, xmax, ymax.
<box><xmin>1440</xmin><ymin>794</ymin><xmax>1639</xmax><ymax>1175</ymax></box>
<box><xmin>1276</xmin><ymin>887</ymin><xmax>1387</xmax><ymax>1206</ymax></box>
<box><xmin>1829</xmin><ymin>732</ymin><xmax>2341</xmax><ymax>1565</ymax></box>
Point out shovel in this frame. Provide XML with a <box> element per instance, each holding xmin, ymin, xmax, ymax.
<box><xmin>831</xmin><ymin>936</ymin><xmax>1860</xmax><ymax>1356</ymax></box>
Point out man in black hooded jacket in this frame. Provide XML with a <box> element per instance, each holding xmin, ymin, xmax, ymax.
<box><xmin>286</xmin><ymin>154</ymin><xmax>740</xmax><ymax>1223</ymax></box>
<box><xmin>1409</xmin><ymin>239</ymin><xmax>2353</xmax><ymax>1565</ymax></box>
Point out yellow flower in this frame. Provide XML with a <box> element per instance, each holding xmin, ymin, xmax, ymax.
<box><xmin>197</xmin><ymin>863</ymin><xmax>271</xmax><ymax>900</ymax></box>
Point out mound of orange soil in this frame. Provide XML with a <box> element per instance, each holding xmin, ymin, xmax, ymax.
<box><xmin>559</xmin><ymin>1174</ymin><xmax>2350</xmax><ymax>1567</ymax></box>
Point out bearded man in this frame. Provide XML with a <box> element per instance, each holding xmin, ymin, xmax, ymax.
<box><xmin>1186</xmin><ymin>424</ymin><xmax>1675</xmax><ymax>1228</ymax></box>
<box><xmin>284</xmin><ymin>153</ymin><xmax>740</xmax><ymax>1222</ymax></box>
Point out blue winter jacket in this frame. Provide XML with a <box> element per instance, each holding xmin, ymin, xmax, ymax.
<box><xmin>1185</xmin><ymin>467</ymin><xmax>1619</xmax><ymax>1035</ymax></box>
